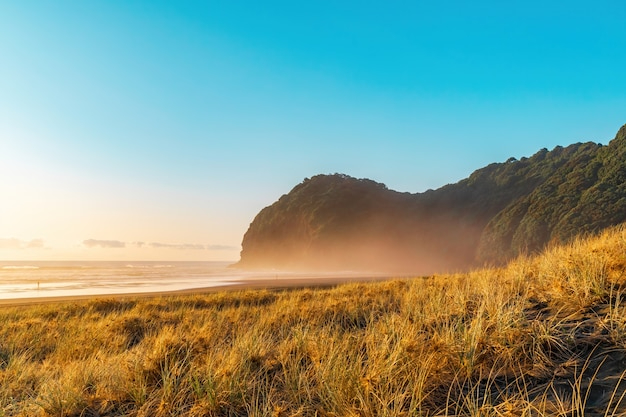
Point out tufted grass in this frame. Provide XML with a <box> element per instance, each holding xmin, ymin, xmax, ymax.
<box><xmin>3</xmin><ymin>226</ymin><xmax>626</xmax><ymax>415</ymax></box>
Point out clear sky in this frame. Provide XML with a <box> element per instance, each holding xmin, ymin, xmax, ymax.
<box><xmin>1</xmin><ymin>1</ymin><xmax>625</xmax><ymax>261</ymax></box>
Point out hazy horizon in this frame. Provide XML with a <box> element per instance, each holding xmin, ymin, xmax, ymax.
<box><xmin>2</xmin><ymin>1</ymin><xmax>625</xmax><ymax>261</ymax></box>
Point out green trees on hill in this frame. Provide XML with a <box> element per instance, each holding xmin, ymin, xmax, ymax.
<box><xmin>478</xmin><ymin>134</ymin><xmax>626</xmax><ymax>263</ymax></box>
<box><xmin>476</xmin><ymin>141</ymin><xmax>603</xmax><ymax>261</ymax></box>
<box><xmin>238</xmin><ymin>124</ymin><xmax>626</xmax><ymax>273</ymax></box>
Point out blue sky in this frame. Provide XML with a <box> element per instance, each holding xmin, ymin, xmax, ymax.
<box><xmin>1</xmin><ymin>1</ymin><xmax>625</xmax><ymax>260</ymax></box>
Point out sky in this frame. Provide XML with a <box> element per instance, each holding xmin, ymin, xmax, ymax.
<box><xmin>1</xmin><ymin>1</ymin><xmax>625</xmax><ymax>261</ymax></box>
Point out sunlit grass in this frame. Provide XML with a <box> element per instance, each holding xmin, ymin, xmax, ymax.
<box><xmin>3</xmin><ymin>226</ymin><xmax>626</xmax><ymax>415</ymax></box>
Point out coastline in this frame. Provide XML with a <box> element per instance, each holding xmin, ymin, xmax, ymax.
<box><xmin>0</xmin><ymin>274</ymin><xmax>395</xmax><ymax>307</ymax></box>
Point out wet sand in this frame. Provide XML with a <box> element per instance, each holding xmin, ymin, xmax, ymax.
<box><xmin>0</xmin><ymin>274</ymin><xmax>395</xmax><ymax>306</ymax></box>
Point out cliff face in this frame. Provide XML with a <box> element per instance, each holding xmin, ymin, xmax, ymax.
<box><xmin>237</xmin><ymin>124</ymin><xmax>626</xmax><ymax>273</ymax></box>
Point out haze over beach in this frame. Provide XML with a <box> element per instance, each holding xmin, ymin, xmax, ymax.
<box><xmin>7</xmin><ymin>3</ymin><xmax>626</xmax><ymax>416</ymax></box>
<box><xmin>1</xmin><ymin>1</ymin><xmax>626</xmax><ymax>264</ymax></box>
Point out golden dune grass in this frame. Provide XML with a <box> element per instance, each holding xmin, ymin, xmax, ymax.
<box><xmin>3</xmin><ymin>227</ymin><xmax>626</xmax><ymax>416</ymax></box>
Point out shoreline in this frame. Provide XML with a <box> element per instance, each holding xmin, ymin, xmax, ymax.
<box><xmin>0</xmin><ymin>274</ymin><xmax>396</xmax><ymax>307</ymax></box>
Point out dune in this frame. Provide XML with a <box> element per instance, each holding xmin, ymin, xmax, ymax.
<box><xmin>2</xmin><ymin>226</ymin><xmax>626</xmax><ymax>415</ymax></box>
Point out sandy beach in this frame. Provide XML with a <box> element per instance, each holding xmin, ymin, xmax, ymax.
<box><xmin>0</xmin><ymin>274</ymin><xmax>395</xmax><ymax>306</ymax></box>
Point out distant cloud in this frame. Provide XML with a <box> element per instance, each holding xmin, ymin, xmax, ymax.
<box><xmin>206</xmin><ymin>244</ymin><xmax>239</xmax><ymax>251</ymax></box>
<box><xmin>150</xmin><ymin>242</ymin><xmax>207</xmax><ymax>250</ymax></box>
<box><xmin>83</xmin><ymin>239</ymin><xmax>126</xmax><ymax>249</ymax></box>
<box><xmin>149</xmin><ymin>242</ymin><xmax>239</xmax><ymax>251</ymax></box>
<box><xmin>0</xmin><ymin>238</ymin><xmax>46</xmax><ymax>250</ymax></box>
<box><xmin>0</xmin><ymin>238</ymin><xmax>23</xmax><ymax>249</ymax></box>
<box><xmin>83</xmin><ymin>239</ymin><xmax>238</xmax><ymax>251</ymax></box>
<box><xmin>26</xmin><ymin>239</ymin><xmax>45</xmax><ymax>249</ymax></box>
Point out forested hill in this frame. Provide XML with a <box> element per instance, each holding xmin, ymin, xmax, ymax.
<box><xmin>237</xmin><ymin>124</ymin><xmax>626</xmax><ymax>273</ymax></box>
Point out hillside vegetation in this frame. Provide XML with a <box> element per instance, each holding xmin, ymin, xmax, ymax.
<box><xmin>3</xmin><ymin>226</ymin><xmax>626</xmax><ymax>416</ymax></box>
<box><xmin>238</xmin><ymin>124</ymin><xmax>626</xmax><ymax>272</ymax></box>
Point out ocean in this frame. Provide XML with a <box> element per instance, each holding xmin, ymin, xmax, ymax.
<box><xmin>0</xmin><ymin>261</ymin><xmax>253</xmax><ymax>300</ymax></box>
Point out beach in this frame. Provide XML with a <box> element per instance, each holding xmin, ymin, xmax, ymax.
<box><xmin>0</xmin><ymin>260</ymin><xmax>393</xmax><ymax>306</ymax></box>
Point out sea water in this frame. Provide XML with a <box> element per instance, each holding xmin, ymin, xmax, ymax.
<box><xmin>0</xmin><ymin>261</ymin><xmax>250</xmax><ymax>300</ymax></box>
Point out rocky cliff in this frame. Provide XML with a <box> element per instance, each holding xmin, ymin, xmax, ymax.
<box><xmin>237</xmin><ymin>124</ymin><xmax>626</xmax><ymax>273</ymax></box>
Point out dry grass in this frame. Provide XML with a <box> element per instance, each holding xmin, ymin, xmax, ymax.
<box><xmin>3</xmin><ymin>227</ymin><xmax>626</xmax><ymax>416</ymax></box>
